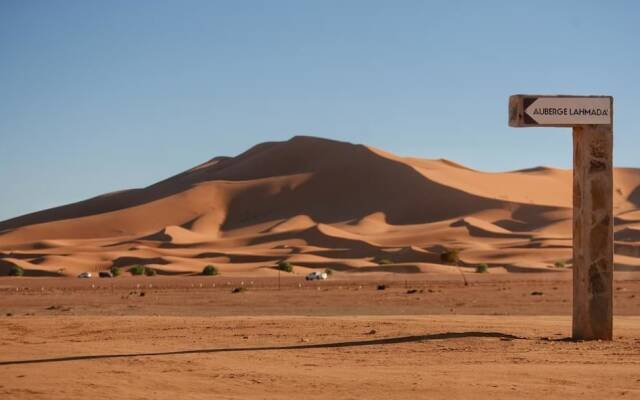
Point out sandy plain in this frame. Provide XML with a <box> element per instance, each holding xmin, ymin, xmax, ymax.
<box><xmin>1</xmin><ymin>274</ymin><xmax>640</xmax><ymax>399</ymax></box>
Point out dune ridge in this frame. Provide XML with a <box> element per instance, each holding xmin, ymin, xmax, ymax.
<box><xmin>2</xmin><ymin>135</ymin><xmax>640</xmax><ymax>276</ymax></box>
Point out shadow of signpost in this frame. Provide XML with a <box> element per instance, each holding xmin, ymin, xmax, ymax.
<box><xmin>0</xmin><ymin>331</ymin><xmax>522</xmax><ymax>366</ymax></box>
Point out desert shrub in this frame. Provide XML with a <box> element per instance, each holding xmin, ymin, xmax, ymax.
<box><xmin>376</xmin><ymin>258</ymin><xmax>393</xmax><ymax>265</ymax></box>
<box><xmin>324</xmin><ymin>268</ymin><xmax>333</xmax><ymax>276</ymax></box>
<box><xmin>440</xmin><ymin>248</ymin><xmax>460</xmax><ymax>264</ymax></box>
<box><xmin>554</xmin><ymin>261</ymin><xmax>566</xmax><ymax>268</ymax></box>
<box><xmin>9</xmin><ymin>266</ymin><xmax>24</xmax><ymax>276</ymax></box>
<box><xmin>110</xmin><ymin>266</ymin><xmax>122</xmax><ymax>277</ymax></box>
<box><xmin>277</xmin><ymin>261</ymin><xmax>293</xmax><ymax>273</ymax></box>
<box><xmin>202</xmin><ymin>265</ymin><xmax>219</xmax><ymax>276</ymax></box>
<box><xmin>475</xmin><ymin>263</ymin><xmax>488</xmax><ymax>273</ymax></box>
<box><xmin>144</xmin><ymin>268</ymin><xmax>157</xmax><ymax>276</ymax></box>
<box><xmin>129</xmin><ymin>265</ymin><xmax>145</xmax><ymax>276</ymax></box>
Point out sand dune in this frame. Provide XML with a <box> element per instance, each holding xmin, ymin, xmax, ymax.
<box><xmin>2</xmin><ymin>135</ymin><xmax>640</xmax><ymax>276</ymax></box>
<box><xmin>268</xmin><ymin>215</ymin><xmax>317</xmax><ymax>233</ymax></box>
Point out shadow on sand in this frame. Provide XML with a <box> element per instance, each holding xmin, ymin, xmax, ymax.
<box><xmin>0</xmin><ymin>331</ymin><xmax>522</xmax><ymax>366</ymax></box>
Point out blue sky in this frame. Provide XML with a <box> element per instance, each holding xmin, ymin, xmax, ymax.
<box><xmin>1</xmin><ymin>0</ymin><xmax>639</xmax><ymax>221</ymax></box>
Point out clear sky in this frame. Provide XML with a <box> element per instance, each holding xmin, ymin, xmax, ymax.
<box><xmin>1</xmin><ymin>0</ymin><xmax>639</xmax><ymax>221</ymax></box>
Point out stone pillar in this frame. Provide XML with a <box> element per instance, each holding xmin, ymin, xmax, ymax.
<box><xmin>572</xmin><ymin>125</ymin><xmax>613</xmax><ymax>340</ymax></box>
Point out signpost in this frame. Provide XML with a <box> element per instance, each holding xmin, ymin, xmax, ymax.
<box><xmin>509</xmin><ymin>94</ymin><xmax>614</xmax><ymax>340</ymax></box>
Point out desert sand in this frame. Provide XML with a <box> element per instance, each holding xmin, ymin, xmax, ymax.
<box><xmin>1</xmin><ymin>275</ymin><xmax>640</xmax><ymax>399</ymax></box>
<box><xmin>2</xmin><ymin>136</ymin><xmax>640</xmax><ymax>399</ymax></box>
<box><xmin>2</xmin><ymin>136</ymin><xmax>640</xmax><ymax>277</ymax></box>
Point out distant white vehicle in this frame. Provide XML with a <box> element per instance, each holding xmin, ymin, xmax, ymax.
<box><xmin>305</xmin><ymin>271</ymin><xmax>328</xmax><ymax>281</ymax></box>
<box><xmin>78</xmin><ymin>272</ymin><xmax>92</xmax><ymax>278</ymax></box>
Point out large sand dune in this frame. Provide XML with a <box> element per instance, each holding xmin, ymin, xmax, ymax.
<box><xmin>2</xmin><ymin>135</ymin><xmax>640</xmax><ymax>276</ymax></box>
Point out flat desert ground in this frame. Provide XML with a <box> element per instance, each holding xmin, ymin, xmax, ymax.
<box><xmin>2</xmin><ymin>136</ymin><xmax>640</xmax><ymax>398</ymax></box>
<box><xmin>1</xmin><ymin>273</ymin><xmax>640</xmax><ymax>399</ymax></box>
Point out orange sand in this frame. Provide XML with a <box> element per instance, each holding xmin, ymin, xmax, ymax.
<box><xmin>1</xmin><ymin>136</ymin><xmax>640</xmax><ymax>277</ymax></box>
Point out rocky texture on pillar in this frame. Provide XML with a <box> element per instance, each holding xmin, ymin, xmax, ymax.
<box><xmin>572</xmin><ymin>125</ymin><xmax>613</xmax><ymax>340</ymax></box>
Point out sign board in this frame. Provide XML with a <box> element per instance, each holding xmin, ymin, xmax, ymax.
<box><xmin>509</xmin><ymin>93</ymin><xmax>614</xmax><ymax>341</ymax></box>
<box><xmin>509</xmin><ymin>95</ymin><xmax>612</xmax><ymax>127</ymax></box>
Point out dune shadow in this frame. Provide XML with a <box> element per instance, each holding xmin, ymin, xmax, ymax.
<box><xmin>0</xmin><ymin>259</ymin><xmax>61</xmax><ymax>277</ymax></box>
<box><xmin>0</xmin><ymin>331</ymin><xmax>522</xmax><ymax>366</ymax></box>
